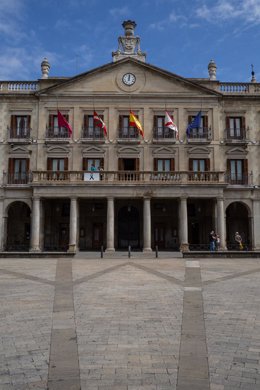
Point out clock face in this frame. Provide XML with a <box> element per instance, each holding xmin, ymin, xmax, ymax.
<box><xmin>122</xmin><ymin>73</ymin><xmax>136</xmax><ymax>86</ymax></box>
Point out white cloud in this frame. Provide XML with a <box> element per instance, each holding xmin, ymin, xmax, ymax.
<box><xmin>109</xmin><ymin>6</ymin><xmax>129</xmax><ymax>18</ymax></box>
<box><xmin>196</xmin><ymin>0</ymin><xmax>260</xmax><ymax>25</ymax></box>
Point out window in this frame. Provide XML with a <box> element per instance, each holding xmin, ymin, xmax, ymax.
<box><xmin>48</xmin><ymin>114</ymin><xmax>70</xmax><ymax>137</ymax></box>
<box><xmin>83</xmin><ymin>158</ymin><xmax>104</xmax><ymax>171</ymax></box>
<box><xmin>153</xmin><ymin>115</ymin><xmax>177</xmax><ymax>139</ymax></box>
<box><xmin>119</xmin><ymin>115</ymin><xmax>138</xmax><ymax>138</ymax></box>
<box><xmin>47</xmin><ymin>158</ymin><xmax>68</xmax><ymax>180</ymax></box>
<box><xmin>227</xmin><ymin>159</ymin><xmax>248</xmax><ymax>184</ymax></box>
<box><xmin>188</xmin><ymin>115</ymin><xmax>208</xmax><ymax>138</ymax></box>
<box><xmin>154</xmin><ymin>158</ymin><xmax>174</xmax><ymax>172</ymax></box>
<box><xmin>8</xmin><ymin>158</ymin><xmax>29</xmax><ymax>184</ymax></box>
<box><xmin>10</xmin><ymin>115</ymin><xmax>30</xmax><ymax>138</ymax></box>
<box><xmin>189</xmin><ymin>158</ymin><xmax>210</xmax><ymax>180</ymax></box>
<box><xmin>83</xmin><ymin>115</ymin><xmax>104</xmax><ymax>139</ymax></box>
<box><xmin>225</xmin><ymin>117</ymin><xmax>245</xmax><ymax>139</ymax></box>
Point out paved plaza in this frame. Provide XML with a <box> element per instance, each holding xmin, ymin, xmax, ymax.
<box><xmin>1</xmin><ymin>255</ymin><xmax>260</xmax><ymax>390</ymax></box>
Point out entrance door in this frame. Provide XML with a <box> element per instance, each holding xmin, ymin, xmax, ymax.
<box><xmin>154</xmin><ymin>223</ymin><xmax>165</xmax><ymax>249</ymax></box>
<box><xmin>59</xmin><ymin>223</ymin><xmax>69</xmax><ymax>251</ymax></box>
<box><xmin>92</xmin><ymin>223</ymin><xmax>103</xmax><ymax>249</ymax></box>
<box><xmin>118</xmin><ymin>206</ymin><xmax>140</xmax><ymax>249</ymax></box>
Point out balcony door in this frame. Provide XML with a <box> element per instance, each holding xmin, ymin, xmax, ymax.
<box><xmin>8</xmin><ymin>158</ymin><xmax>29</xmax><ymax>184</ymax></box>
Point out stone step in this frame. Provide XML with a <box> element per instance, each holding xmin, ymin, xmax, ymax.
<box><xmin>74</xmin><ymin>251</ymin><xmax>183</xmax><ymax>259</ymax></box>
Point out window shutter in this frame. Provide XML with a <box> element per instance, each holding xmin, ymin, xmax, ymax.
<box><xmin>27</xmin><ymin>115</ymin><xmax>31</xmax><ymax>129</ymax></box>
<box><xmin>119</xmin><ymin>115</ymin><xmax>123</xmax><ymax>130</ymax></box>
<box><xmin>26</xmin><ymin>159</ymin><xmax>30</xmax><ymax>172</ymax></box>
<box><xmin>241</xmin><ymin>116</ymin><xmax>246</xmax><ymax>130</ymax></box>
<box><xmin>227</xmin><ymin>159</ymin><xmax>231</xmax><ymax>173</ymax></box>
<box><xmin>189</xmin><ymin>159</ymin><xmax>193</xmax><ymax>171</ymax></box>
<box><xmin>64</xmin><ymin>114</ymin><xmax>69</xmax><ymax>122</ymax></box>
<box><xmin>10</xmin><ymin>115</ymin><xmax>16</xmax><ymax>130</ymax></box>
<box><xmin>135</xmin><ymin>158</ymin><xmax>139</xmax><ymax>171</ymax></box>
<box><xmin>83</xmin><ymin>115</ymin><xmax>88</xmax><ymax>128</ymax></box>
<box><xmin>225</xmin><ymin>116</ymin><xmax>230</xmax><ymax>129</ymax></box>
<box><xmin>100</xmin><ymin>158</ymin><xmax>104</xmax><ymax>169</ymax></box>
<box><xmin>118</xmin><ymin>158</ymin><xmax>123</xmax><ymax>171</ymax></box>
<box><xmin>204</xmin><ymin>116</ymin><xmax>208</xmax><ymax>128</ymax></box>
<box><xmin>170</xmin><ymin>158</ymin><xmax>175</xmax><ymax>171</ymax></box>
<box><xmin>205</xmin><ymin>158</ymin><xmax>210</xmax><ymax>171</ymax></box>
<box><xmin>9</xmin><ymin>158</ymin><xmax>14</xmax><ymax>174</ymax></box>
<box><xmin>188</xmin><ymin>115</ymin><xmax>193</xmax><ymax>125</ymax></box>
<box><xmin>154</xmin><ymin>158</ymin><xmax>158</xmax><ymax>171</ymax></box>
<box><xmin>49</xmin><ymin>115</ymin><xmax>54</xmax><ymax>128</ymax></box>
<box><xmin>82</xmin><ymin>158</ymin><xmax>87</xmax><ymax>170</ymax></box>
<box><xmin>64</xmin><ymin>158</ymin><xmax>68</xmax><ymax>171</ymax></box>
<box><xmin>243</xmin><ymin>159</ymin><xmax>248</xmax><ymax>184</ymax></box>
<box><xmin>47</xmin><ymin>158</ymin><xmax>52</xmax><ymax>171</ymax></box>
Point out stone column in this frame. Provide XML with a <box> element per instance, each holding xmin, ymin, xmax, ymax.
<box><xmin>179</xmin><ymin>197</ymin><xmax>189</xmax><ymax>251</ymax></box>
<box><xmin>0</xmin><ymin>198</ymin><xmax>4</xmax><ymax>251</ymax></box>
<box><xmin>252</xmin><ymin>199</ymin><xmax>260</xmax><ymax>250</ymax></box>
<box><xmin>30</xmin><ymin>197</ymin><xmax>41</xmax><ymax>252</ymax></box>
<box><xmin>106</xmin><ymin>197</ymin><xmax>115</xmax><ymax>252</ymax></box>
<box><xmin>217</xmin><ymin>197</ymin><xmax>227</xmax><ymax>250</ymax></box>
<box><xmin>68</xmin><ymin>198</ymin><xmax>78</xmax><ymax>253</ymax></box>
<box><xmin>143</xmin><ymin>197</ymin><xmax>152</xmax><ymax>252</ymax></box>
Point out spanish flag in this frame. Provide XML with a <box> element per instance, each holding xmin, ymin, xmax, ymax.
<box><xmin>129</xmin><ymin>111</ymin><xmax>144</xmax><ymax>138</ymax></box>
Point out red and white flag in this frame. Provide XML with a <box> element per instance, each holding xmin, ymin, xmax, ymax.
<box><xmin>57</xmin><ymin>110</ymin><xmax>72</xmax><ymax>136</ymax></box>
<box><xmin>164</xmin><ymin>111</ymin><xmax>178</xmax><ymax>134</ymax></box>
<box><xmin>94</xmin><ymin>111</ymin><xmax>107</xmax><ymax>136</ymax></box>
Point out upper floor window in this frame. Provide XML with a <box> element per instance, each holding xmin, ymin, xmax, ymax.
<box><xmin>82</xmin><ymin>115</ymin><xmax>104</xmax><ymax>139</ymax></box>
<box><xmin>189</xmin><ymin>158</ymin><xmax>210</xmax><ymax>180</ymax></box>
<box><xmin>83</xmin><ymin>158</ymin><xmax>104</xmax><ymax>171</ymax></box>
<box><xmin>47</xmin><ymin>114</ymin><xmax>70</xmax><ymax>138</ymax></box>
<box><xmin>225</xmin><ymin>117</ymin><xmax>246</xmax><ymax>139</ymax></box>
<box><xmin>8</xmin><ymin>158</ymin><xmax>29</xmax><ymax>184</ymax></box>
<box><xmin>154</xmin><ymin>158</ymin><xmax>174</xmax><ymax>172</ymax></box>
<box><xmin>227</xmin><ymin>159</ymin><xmax>248</xmax><ymax>184</ymax></box>
<box><xmin>47</xmin><ymin>157</ymin><xmax>68</xmax><ymax>180</ymax></box>
<box><xmin>118</xmin><ymin>115</ymin><xmax>139</xmax><ymax>139</ymax></box>
<box><xmin>153</xmin><ymin>116</ymin><xmax>177</xmax><ymax>140</ymax></box>
<box><xmin>9</xmin><ymin>115</ymin><xmax>31</xmax><ymax>138</ymax></box>
<box><xmin>187</xmin><ymin>115</ymin><xmax>209</xmax><ymax>139</ymax></box>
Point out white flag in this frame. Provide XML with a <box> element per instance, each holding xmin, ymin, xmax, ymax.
<box><xmin>164</xmin><ymin>111</ymin><xmax>178</xmax><ymax>133</ymax></box>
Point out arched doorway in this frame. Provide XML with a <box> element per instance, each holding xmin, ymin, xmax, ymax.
<box><xmin>118</xmin><ymin>206</ymin><xmax>140</xmax><ymax>250</ymax></box>
<box><xmin>226</xmin><ymin>202</ymin><xmax>250</xmax><ymax>250</ymax></box>
<box><xmin>6</xmin><ymin>201</ymin><xmax>31</xmax><ymax>251</ymax></box>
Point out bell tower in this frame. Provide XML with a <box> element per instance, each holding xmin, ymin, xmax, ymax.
<box><xmin>112</xmin><ymin>20</ymin><xmax>146</xmax><ymax>62</ymax></box>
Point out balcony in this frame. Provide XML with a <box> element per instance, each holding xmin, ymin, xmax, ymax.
<box><xmin>3</xmin><ymin>172</ymin><xmax>31</xmax><ymax>185</ymax></box>
<box><xmin>8</xmin><ymin>127</ymin><xmax>31</xmax><ymax>144</ymax></box>
<box><xmin>224</xmin><ymin>128</ymin><xmax>248</xmax><ymax>145</ymax></box>
<box><xmin>45</xmin><ymin>127</ymin><xmax>70</xmax><ymax>143</ymax></box>
<box><xmin>81</xmin><ymin>127</ymin><xmax>105</xmax><ymax>143</ymax></box>
<box><xmin>225</xmin><ymin>173</ymin><xmax>249</xmax><ymax>185</ymax></box>
<box><xmin>117</xmin><ymin>128</ymin><xmax>140</xmax><ymax>143</ymax></box>
<box><xmin>187</xmin><ymin>127</ymin><xmax>212</xmax><ymax>144</ymax></box>
<box><xmin>30</xmin><ymin>170</ymin><xmax>226</xmax><ymax>186</ymax></box>
<box><xmin>153</xmin><ymin>127</ymin><xmax>178</xmax><ymax>143</ymax></box>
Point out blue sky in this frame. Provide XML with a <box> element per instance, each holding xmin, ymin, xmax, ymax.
<box><xmin>1</xmin><ymin>0</ymin><xmax>260</xmax><ymax>82</ymax></box>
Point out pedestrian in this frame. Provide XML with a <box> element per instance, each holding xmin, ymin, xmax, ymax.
<box><xmin>209</xmin><ymin>230</ymin><xmax>216</xmax><ymax>252</ymax></box>
<box><xmin>235</xmin><ymin>231</ymin><xmax>243</xmax><ymax>250</ymax></box>
<box><xmin>215</xmin><ymin>234</ymin><xmax>220</xmax><ymax>251</ymax></box>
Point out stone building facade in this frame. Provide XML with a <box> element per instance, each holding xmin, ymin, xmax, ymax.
<box><xmin>0</xmin><ymin>21</ymin><xmax>259</xmax><ymax>253</ymax></box>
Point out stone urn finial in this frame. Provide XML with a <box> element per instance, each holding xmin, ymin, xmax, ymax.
<box><xmin>41</xmin><ymin>58</ymin><xmax>50</xmax><ymax>79</ymax></box>
<box><xmin>208</xmin><ymin>59</ymin><xmax>217</xmax><ymax>80</ymax></box>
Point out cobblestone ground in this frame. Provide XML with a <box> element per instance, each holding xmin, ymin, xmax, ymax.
<box><xmin>0</xmin><ymin>256</ymin><xmax>260</xmax><ymax>390</ymax></box>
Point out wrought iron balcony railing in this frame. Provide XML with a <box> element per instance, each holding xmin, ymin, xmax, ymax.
<box><xmin>153</xmin><ymin>127</ymin><xmax>178</xmax><ymax>140</ymax></box>
<box><xmin>224</xmin><ymin>128</ymin><xmax>247</xmax><ymax>141</ymax></box>
<box><xmin>3</xmin><ymin>172</ymin><xmax>31</xmax><ymax>184</ymax></box>
<box><xmin>46</xmin><ymin>127</ymin><xmax>70</xmax><ymax>138</ymax></box>
<box><xmin>187</xmin><ymin>127</ymin><xmax>211</xmax><ymax>140</ymax></box>
<box><xmin>8</xmin><ymin>127</ymin><xmax>31</xmax><ymax>139</ymax></box>
<box><xmin>225</xmin><ymin>173</ymin><xmax>249</xmax><ymax>185</ymax></box>
<box><xmin>118</xmin><ymin>128</ymin><xmax>139</xmax><ymax>139</ymax></box>
<box><xmin>81</xmin><ymin>127</ymin><xmax>105</xmax><ymax>140</ymax></box>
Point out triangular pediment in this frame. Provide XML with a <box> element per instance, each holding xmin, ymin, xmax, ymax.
<box><xmin>9</xmin><ymin>146</ymin><xmax>30</xmax><ymax>155</ymax></box>
<box><xmin>82</xmin><ymin>146</ymin><xmax>105</xmax><ymax>156</ymax></box>
<box><xmin>117</xmin><ymin>146</ymin><xmax>140</xmax><ymax>155</ymax></box>
<box><xmin>226</xmin><ymin>147</ymin><xmax>248</xmax><ymax>155</ymax></box>
<box><xmin>37</xmin><ymin>58</ymin><xmax>220</xmax><ymax>98</ymax></box>
<box><xmin>152</xmin><ymin>146</ymin><xmax>176</xmax><ymax>155</ymax></box>
<box><xmin>47</xmin><ymin>146</ymin><xmax>70</xmax><ymax>155</ymax></box>
<box><xmin>188</xmin><ymin>146</ymin><xmax>211</xmax><ymax>155</ymax></box>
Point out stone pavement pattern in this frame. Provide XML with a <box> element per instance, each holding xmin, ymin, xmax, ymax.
<box><xmin>0</xmin><ymin>256</ymin><xmax>260</xmax><ymax>389</ymax></box>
